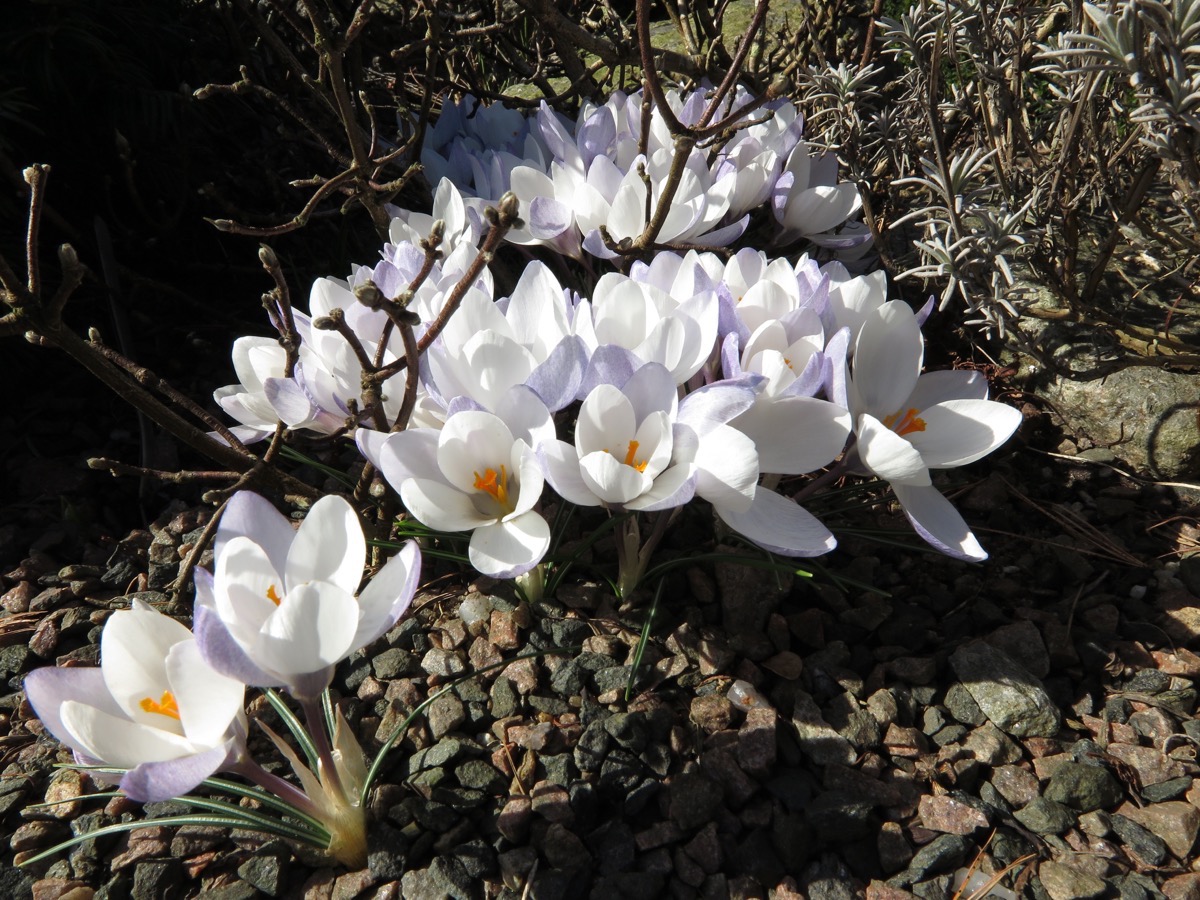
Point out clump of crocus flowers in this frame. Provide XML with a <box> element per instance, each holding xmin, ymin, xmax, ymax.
<box><xmin>23</xmin><ymin>80</ymin><xmax>1021</xmax><ymax>869</ymax></box>
<box><xmin>25</xmin><ymin>492</ymin><xmax>421</xmax><ymax>868</ymax></box>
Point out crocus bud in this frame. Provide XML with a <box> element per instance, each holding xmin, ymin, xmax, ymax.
<box><xmin>353</xmin><ymin>280</ymin><xmax>384</xmax><ymax>309</ymax></box>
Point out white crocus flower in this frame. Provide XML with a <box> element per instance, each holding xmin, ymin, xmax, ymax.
<box><xmin>194</xmin><ymin>492</ymin><xmax>421</xmax><ymax>699</ymax></box>
<box><xmin>213</xmin><ymin>336</ymin><xmax>288</xmax><ymax>443</ymax></box>
<box><xmin>772</xmin><ymin>143</ymin><xmax>863</xmax><ymax>241</ymax></box>
<box><xmin>543</xmin><ymin>363</ymin><xmax>757</xmax><ymax>513</ymax></box>
<box><xmin>426</xmin><ymin>263</ymin><xmax>588</xmax><ymax>413</ymax></box>
<box><xmin>849</xmin><ymin>302</ymin><xmax>1022</xmax><ymax>560</ymax></box>
<box><xmin>579</xmin><ymin>266</ymin><xmax>718</xmax><ymax>387</ymax></box>
<box><xmin>24</xmin><ymin>600</ymin><xmax>245</xmax><ymax>802</ymax></box>
<box><xmin>359</xmin><ymin>400</ymin><xmax>553</xmax><ymax>579</ymax></box>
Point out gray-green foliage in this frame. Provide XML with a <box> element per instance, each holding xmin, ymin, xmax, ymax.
<box><xmin>793</xmin><ymin>0</ymin><xmax>1198</xmax><ymax>357</ymax></box>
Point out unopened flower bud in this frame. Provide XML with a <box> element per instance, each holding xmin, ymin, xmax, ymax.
<box><xmin>354</xmin><ymin>280</ymin><xmax>384</xmax><ymax>309</ymax></box>
<box><xmin>497</xmin><ymin>191</ymin><xmax>520</xmax><ymax>223</ymax></box>
<box><xmin>57</xmin><ymin>244</ymin><xmax>78</xmax><ymax>269</ymax></box>
<box><xmin>425</xmin><ymin>219</ymin><xmax>445</xmax><ymax>249</ymax></box>
<box><xmin>313</xmin><ymin>308</ymin><xmax>344</xmax><ymax>330</ymax></box>
<box><xmin>767</xmin><ymin>75</ymin><xmax>789</xmax><ymax>100</ymax></box>
<box><xmin>258</xmin><ymin>245</ymin><xmax>279</xmax><ymax>268</ymax></box>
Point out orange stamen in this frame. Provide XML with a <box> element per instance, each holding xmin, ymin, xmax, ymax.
<box><xmin>883</xmin><ymin>407</ymin><xmax>927</xmax><ymax>436</ymax></box>
<box><xmin>473</xmin><ymin>465</ymin><xmax>510</xmax><ymax>507</ymax></box>
<box><xmin>140</xmin><ymin>691</ymin><xmax>181</xmax><ymax>720</ymax></box>
<box><xmin>266</xmin><ymin>584</ymin><xmax>282</xmax><ymax>606</ymax></box>
<box><xmin>622</xmin><ymin>440</ymin><xmax>648</xmax><ymax>473</ymax></box>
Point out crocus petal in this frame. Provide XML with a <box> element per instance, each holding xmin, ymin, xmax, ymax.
<box><xmin>905</xmin><ymin>370</ymin><xmax>991</xmax><ymax>408</ymax></box>
<box><xmin>255</xmin><ymin>582</ymin><xmax>359</xmax><ymax>678</ymax></box>
<box><xmin>438</xmin><ymin>411</ymin><xmax>516</xmax><ymax>493</ymax></box>
<box><xmin>579</xmin><ymin>451</ymin><xmax>649</xmax><ymax>505</ymax></box>
<box><xmin>716</xmin><ymin>487</ymin><xmax>836</xmax><ymax>557</ymax></box>
<box><xmin>578</xmin><ymin>344</ymin><xmax>640</xmax><ymax>397</ymax></box>
<box><xmin>736</xmin><ymin>397</ymin><xmax>851</xmax><ymax>475</ymax></box>
<box><xmin>402</xmin><ymin>478</ymin><xmax>495</xmax><ymax>531</ymax></box>
<box><xmin>354</xmin><ymin>541</ymin><xmax>421</xmax><ymax>649</ymax></box>
<box><xmin>618</xmin><ymin>362</ymin><xmax>677</xmax><ymax>424</ymax></box>
<box><xmin>119</xmin><ymin>743</ymin><xmax>233</xmax><ymax>803</ymax></box>
<box><xmin>677</xmin><ymin>381</ymin><xmax>760</xmax><ymax>436</ymax></box>
<box><xmin>166</xmin><ymin>640</ymin><xmax>243</xmax><ymax>748</ymax></box>
<box><xmin>193</xmin><ymin>599</ymin><xmax>283</xmax><ymax>688</ymax></box>
<box><xmin>526</xmin><ymin>337</ymin><xmax>587</xmax><ymax>413</ymax></box>
<box><xmin>905</xmin><ymin>400</ymin><xmax>1022</xmax><ymax>468</ymax></box>
<box><xmin>375</xmin><ymin>429</ymin><xmax>444</xmax><ymax>488</ymax></box>
<box><xmin>692</xmin><ymin>424</ymin><xmax>759</xmax><ymax>513</ymax></box>
<box><xmin>60</xmin><ymin>701</ymin><xmax>195</xmax><ymax>767</ymax></box>
<box><xmin>101</xmin><ymin>605</ymin><xmax>194</xmax><ymax>727</ymax></box>
<box><xmin>857</xmin><ymin>414</ymin><xmax>932</xmax><ymax>486</ymax></box>
<box><xmin>24</xmin><ymin>667</ymin><xmax>122</xmax><ymax>755</ymax></box>
<box><xmin>263</xmin><ymin>377</ymin><xmax>322</xmax><ymax>429</ymax></box>
<box><xmin>468</xmin><ymin>513</ymin><xmax>550</xmax><ymax>579</ymax></box>
<box><xmin>540</xmin><ymin>441</ymin><xmax>600</xmax><ymax>507</ymax></box>
<box><xmin>852</xmin><ymin>302</ymin><xmax>923</xmax><ymax>416</ymax></box>
<box><xmin>891</xmin><ymin>482</ymin><xmax>987</xmax><ymax>561</ymax></box>
<box><xmin>215</xmin><ymin>537</ymin><xmax>285</xmax><ymax>651</ymax></box>
<box><xmin>286</xmin><ymin>495</ymin><xmax>366</xmax><ymax>595</ymax></box>
<box><xmin>624</xmin><ymin>464</ymin><xmax>695</xmax><ymax>511</ymax></box>
<box><xmin>576</xmin><ymin>385</ymin><xmax>636</xmax><ymax>456</ymax></box>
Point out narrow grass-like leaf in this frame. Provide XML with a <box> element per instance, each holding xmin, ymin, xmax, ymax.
<box><xmin>625</xmin><ymin>578</ymin><xmax>664</xmax><ymax>702</ymax></box>
<box><xmin>263</xmin><ymin>689</ymin><xmax>319</xmax><ymax>772</ymax></box>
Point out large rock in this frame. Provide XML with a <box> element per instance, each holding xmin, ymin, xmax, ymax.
<box><xmin>948</xmin><ymin>641</ymin><xmax>1061</xmax><ymax>738</ymax></box>
<box><xmin>1007</xmin><ymin>305</ymin><xmax>1200</xmax><ymax>478</ymax></box>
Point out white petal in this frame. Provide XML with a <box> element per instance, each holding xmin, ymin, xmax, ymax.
<box><xmin>693</xmin><ymin>424</ymin><xmax>759</xmax><ymax>513</ymax></box>
<box><xmin>735</xmin><ymin>397</ymin><xmax>851</xmax><ymax>475</ymax></box>
<box><xmin>468</xmin><ymin>513</ymin><xmax>551</xmax><ymax>579</ymax></box>
<box><xmin>576</xmin><ymin>385</ymin><xmax>635</xmax><ymax>456</ymax></box>
<box><xmin>857</xmin><ymin>414</ymin><xmax>932</xmax><ymax>486</ymax></box>
<box><xmin>438</xmin><ymin>411</ymin><xmax>516</xmax><ymax>492</ymax></box>
<box><xmin>852</xmin><ymin>302</ymin><xmax>923</xmax><ymax>416</ymax></box>
<box><xmin>579</xmin><ymin>450</ymin><xmax>649</xmax><ymax>505</ymax></box>
<box><xmin>354</xmin><ymin>541</ymin><xmax>421</xmax><ymax>649</ymax></box>
<box><xmin>286</xmin><ymin>495</ymin><xmax>366</xmax><ymax>595</ymax></box>
<box><xmin>214</xmin><ymin>536</ymin><xmax>283</xmax><ymax>654</ymax></box>
<box><xmin>716</xmin><ymin>487</ymin><xmax>836</xmax><ymax>557</ymax></box>
<box><xmin>101</xmin><ymin>605</ymin><xmax>193</xmax><ymax>727</ymax></box>
<box><xmin>541</xmin><ymin>441</ymin><xmax>601</xmax><ymax>507</ymax></box>
<box><xmin>167</xmin><ymin>640</ymin><xmax>243</xmax><ymax>748</ymax></box>
<box><xmin>256</xmin><ymin>581</ymin><xmax>360</xmax><ymax>676</ymax></box>
<box><xmin>61</xmin><ymin>701</ymin><xmax>195</xmax><ymax>767</ymax></box>
<box><xmin>906</xmin><ymin>369</ymin><xmax>990</xmax><ymax>407</ymax></box>
<box><xmin>377</xmin><ymin>429</ymin><xmax>443</xmax><ymax>488</ymax></box>
<box><xmin>216</xmin><ymin>491</ymin><xmax>295</xmax><ymax>574</ymax></box>
<box><xmin>402</xmin><ymin>478</ymin><xmax>494</xmax><ymax>531</ymax></box>
<box><xmin>892</xmin><ymin>483</ymin><xmax>987</xmax><ymax>561</ymax></box>
<box><xmin>906</xmin><ymin>400</ymin><xmax>1022</xmax><ymax>468</ymax></box>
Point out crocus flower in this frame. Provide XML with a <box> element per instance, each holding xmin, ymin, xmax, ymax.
<box><xmin>358</xmin><ymin>394</ymin><xmax>554</xmax><ymax>579</ymax></box>
<box><xmin>212</xmin><ymin>336</ymin><xmax>288</xmax><ymax>444</ymax></box>
<box><xmin>848</xmin><ymin>302</ymin><xmax>1022</xmax><ymax>559</ymax></box>
<box><xmin>24</xmin><ymin>600</ymin><xmax>246</xmax><ymax>802</ymax></box>
<box><xmin>194</xmin><ymin>492</ymin><xmax>421</xmax><ymax>699</ymax></box>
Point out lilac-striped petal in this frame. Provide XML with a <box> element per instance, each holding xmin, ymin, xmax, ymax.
<box><xmin>119</xmin><ymin>743</ymin><xmax>235</xmax><ymax>803</ymax></box>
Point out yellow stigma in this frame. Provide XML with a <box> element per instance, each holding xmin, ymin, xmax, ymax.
<box><xmin>618</xmin><ymin>440</ymin><xmax>648</xmax><ymax>473</ymax></box>
<box><xmin>139</xmin><ymin>691</ymin><xmax>181</xmax><ymax>720</ymax></box>
<box><xmin>266</xmin><ymin>584</ymin><xmax>282</xmax><ymax>606</ymax></box>
<box><xmin>883</xmin><ymin>407</ymin><xmax>927</xmax><ymax>437</ymax></box>
<box><xmin>473</xmin><ymin>465</ymin><xmax>510</xmax><ymax>507</ymax></box>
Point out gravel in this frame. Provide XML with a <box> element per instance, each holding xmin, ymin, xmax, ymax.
<box><xmin>1</xmin><ymin>431</ymin><xmax>1198</xmax><ymax>898</ymax></box>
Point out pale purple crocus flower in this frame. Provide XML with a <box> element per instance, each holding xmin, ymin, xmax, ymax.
<box><xmin>194</xmin><ymin>491</ymin><xmax>421</xmax><ymax>701</ymax></box>
<box><xmin>24</xmin><ymin>599</ymin><xmax>246</xmax><ymax>803</ymax></box>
